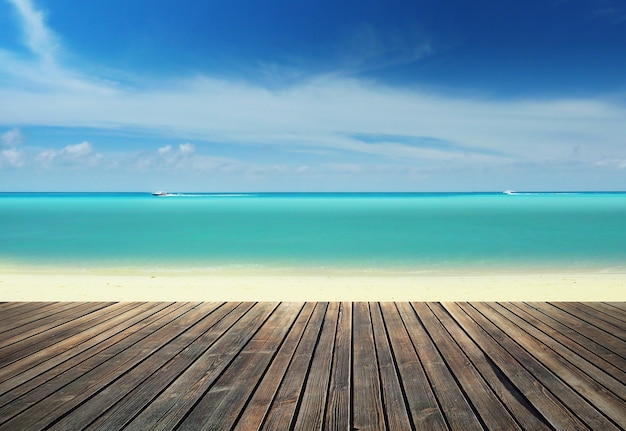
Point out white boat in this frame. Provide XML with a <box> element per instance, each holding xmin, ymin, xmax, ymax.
<box><xmin>152</xmin><ymin>191</ymin><xmax>167</xmax><ymax>196</ymax></box>
<box><xmin>503</xmin><ymin>190</ymin><xmax>515</xmax><ymax>195</ymax></box>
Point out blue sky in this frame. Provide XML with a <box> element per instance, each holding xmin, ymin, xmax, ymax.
<box><xmin>1</xmin><ymin>0</ymin><xmax>625</xmax><ymax>191</ymax></box>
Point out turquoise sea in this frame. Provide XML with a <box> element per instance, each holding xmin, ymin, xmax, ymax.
<box><xmin>1</xmin><ymin>192</ymin><xmax>625</xmax><ymax>274</ymax></box>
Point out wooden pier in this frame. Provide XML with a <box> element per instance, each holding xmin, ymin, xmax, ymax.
<box><xmin>0</xmin><ymin>302</ymin><xmax>624</xmax><ymax>430</ymax></box>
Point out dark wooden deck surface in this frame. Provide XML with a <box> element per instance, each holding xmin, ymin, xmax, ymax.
<box><xmin>0</xmin><ymin>302</ymin><xmax>624</xmax><ymax>430</ymax></box>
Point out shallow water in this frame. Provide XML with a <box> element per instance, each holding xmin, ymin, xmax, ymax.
<box><xmin>1</xmin><ymin>192</ymin><xmax>625</xmax><ymax>274</ymax></box>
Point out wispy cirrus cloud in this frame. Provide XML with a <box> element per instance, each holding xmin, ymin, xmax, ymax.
<box><xmin>3</xmin><ymin>75</ymin><xmax>623</xmax><ymax>164</ymax></box>
<box><xmin>1</xmin><ymin>0</ymin><xmax>625</xmax><ymax>191</ymax></box>
<box><xmin>0</xmin><ymin>127</ymin><xmax>24</xmax><ymax>167</ymax></box>
<box><xmin>1</xmin><ymin>0</ymin><xmax>115</xmax><ymax>94</ymax></box>
<box><xmin>333</xmin><ymin>22</ymin><xmax>432</xmax><ymax>75</ymax></box>
<box><xmin>36</xmin><ymin>141</ymin><xmax>103</xmax><ymax>168</ymax></box>
<box><xmin>7</xmin><ymin>0</ymin><xmax>58</xmax><ymax>62</ymax></box>
<box><xmin>1</xmin><ymin>127</ymin><xmax>22</xmax><ymax>147</ymax></box>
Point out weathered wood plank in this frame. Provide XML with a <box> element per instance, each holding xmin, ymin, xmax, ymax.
<box><xmin>0</xmin><ymin>302</ymin><xmax>142</xmax><ymax>371</ymax></box>
<box><xmin>0</xmin><ymin>302</ymin><xmax>189</xmax><ymax>409</ymax></box>
<box><xmin>443</xmin><ymin>302</ymin><xmax>591</xmax><ymax>430</ymax></box>
<box><xmin>369</xmin><ymin>302</ymin><xmax>413</xmax><ymax>430</ymax></box>
<box><xmin>0</xmin><ymin>302</ymin><xmax>116</xmax><ymax>354</ymax></box>
<box><xmin>575</xmin><ymin>302</ymin><xmax>626</xmax><ymax>326</ymax></box>
<box><xmin>379</xmin><ymin>302</ymin><xmax>447</xmax><ymax>430</ymax></box>
<box><xmin>0</xmin><ymin>303</ymin><xmax>75</xmax><ymax>331</ymax></box>
<box><xmin>477</xmin><ymin>302</ymin><xmax>626</xmax><ymax>427</ymax></box>
<box><xmin>323</xmin><ymin>301</ymin><xmax>351</xmax><ymax>431</ymax></box>
<box><xmin>528</xmin><ymin>302</ymin><xmax>626</xmax><ymax>358</ymax></box>
<box><xmin>176</xmin><ymin>302</ymin><xmax>304</xmax><ymax>431</ymax></box>
<box><xmin>427</xmin><ymin>303</ymin><xmax>551</xmax><ymax>430</ymax></box>
<box><xmin>351</xmin><ymin>302</ymin><xmax>385</xmax><ymax>430</ymax></box>
<box><xmin>291</xmin><ymin>302</ymin><xmax>339</xmax><ymax>431</ymax></box>
<box><xmin>459</xmin><ymin>302</ymin><xmax>622</xmax><ymax>430</ymax></box>
<box><xmin>235</xmin><ymin>302</ymin><xmax>316</xmax><ymax>431</ymax></box>
<box><xmin>49</xmin><ymin>302</ymin><xmax>232</xmax><ymax>431</ymax></box>
<box><xmin>496</xmin><ymin>303</ymin><xmax>626</xmax><ymax>398</ymax></box>
<box><xmin>259</xmin><ymin>303</ymin><xmax>328</xmax><ymax>430</ymax></box>
<box><xmin>0</xmin><ymin>301</ymin><xmax>623</xmax><ymax>431</ymax></box>
<box><xmin>399</xmin><ymin>302</ymin><xmax>484</xmax><ymax>430</ymax></box>
<box><xmin>583</xmin><ymin>302</ymin><xmax>626</xmax><ymax>323</ymax></box>
<box><xmin>509</xmin><ymin>302</ymin><xmax>626</xmax><ymax>383</ymax></box>
<box><xmin>0</xmin><ymin>302</ymin><xmax>37</xmax><ymax>317</ymax></box>
<box><xmin>0</xmin><ymin>302</ymin><xmax>171</xmax><ymax>390</ymax></box>
<box><xmin>414</xmin><ymin>302</ymin><xmax>523</xmax><ymax>430</ymax></box>
<box><xmin>122</xmin><ymin>302</ymin><xmax>278</xmax><ymax>431</ymax></box>
<box><xmin>551</xmin><ymin>302</ymin><xmax>626</xmax><ymax>342</ymax></box>
<box><xmin>0</xmin><ymin>302</ymin><xmax>204</xmax><ymax>430</ymax></box>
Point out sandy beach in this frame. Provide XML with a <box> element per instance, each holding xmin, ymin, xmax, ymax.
<box><xmin>1</xmin><ymin>267</ymin><xmax>624</xmax><ymax>302</ymax></box>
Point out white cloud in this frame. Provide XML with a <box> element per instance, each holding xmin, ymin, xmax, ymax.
<box><xmin>1</xmin><ymin>0</ymin><xmax>625</xmax><ymax>191</ymax></box>
<box><xmin>62</xmin><ymin>141</ymin><xmax>93</xmax><ymax>157</ymax></box>
<box><xmin>0</xmin><ymin>147</ymin><xmax>24</xmax><ymax>167</ymax></box>
<box><xmin>2</xmin><ymin>1</ymin><xmax>624</xmax><ymax>171</ymax></box>
<box><xmin>7</xmin><ymin>0</ymin><xmax>59</xmax><ymax>63</ymax></box>
<box><xmin>1</xmin><ymin>128</ymin><xmax>23</xmax><ymax>147</ymax></box>
<box><xmin>178</xmin><ymin>143</ymin><xmax>195</xmax><ymax>155</ymax></box>
<box><xmin>0</xmin><ymin>128</ymin><xmax>24</xmax><ymax>167</ymax></box>
<box><xmin>156</xmin><ymin>143</ymin><xmax>196</xmax><ymax>162</ymax></box>
<box><xmin>3</xmin><ymin>76</ymin><xmax>623</xmax><ymax>167</ymax></box>
<box><xmin>336</xmin><ymin>22</ymin><xmax>432</xmax><ymax>74</ymax></box>
<box><xmin>1</xmin><ymin>0</ymin><xmax>117</xmax><ymax>94</ymax></box>
<box><xmin>596</xmin><ymin>159</ymin><xmax>626</xmax><ymax>169</ymax></box>
<box><xmin>37</xmin><ymin>141</ymin><xmax>102</xmax><ymax>167</ymax></box>
<box><xmin>157</xmin><ymin>145</ymin><xmax>172</xmax><ymax>155</ymax></box>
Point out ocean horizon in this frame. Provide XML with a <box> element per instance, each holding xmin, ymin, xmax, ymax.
<box><xmin>1</xmin><ymin>191</ymin><xmax>625</xmax><ymax>275</ymax></box>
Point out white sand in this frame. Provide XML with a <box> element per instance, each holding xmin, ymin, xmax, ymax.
<box><xmin>1</xmin><ymin>268</ymin><xmax>624</xmax><ymax>301</ymax></box>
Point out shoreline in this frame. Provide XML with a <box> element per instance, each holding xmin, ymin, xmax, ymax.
<box><xmin>1</xmin><ymin>267</ymin><xmax>624</xmax><ymax>301</ymax></box>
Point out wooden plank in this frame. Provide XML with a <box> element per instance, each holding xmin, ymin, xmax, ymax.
<box><xmin>443</xmin><ymin>302</ymin><xmax>591</xmax><ymax>430</ymax></box>
<box><xmin>0</xmin><ymin>302</ymin><xmax>120</xmax><ymax>366</ymax></box>
<box><xmin>398</xmin><ymin>302</ymin><xmax>484</xmax><ymax>430</ymax></box>
<box><xmin>175</xmin><ymin>303</ymin><xmax>304</xmax><ymax>431</ymax></box>
<box><xmin>0</xmin><ymin>302</ymin><xmax>114</xmax><ymax>350</ymax></box>
<box><xmin>0</xmin><ymin>303</ymin><xmax>71</xmax><ymax>330</ymax></box>
<box><xmin>413</xmin><ymin>302</ymin><xmax>523</xmax><ymax>430</ymax></box>
<box><xmin>235</xmin><ymin>302</ymin><xmax>316</xmax><ymax>431</ymax></box>
<box><xmin>259</xmin><ymin>303</ymin><xmax>328</xmax><ymax>430</ymax></box>
<box><xmin>49</xmin><ymin>302</ymin><xmax>238</xmax><ymax>431</ymax></box>
<box><xmin>583</xmin><ymin>302</ymin><xmax>626</xmax><ymax>323</ymax></box>
<box><xmin>500</xmin><ymin>302</ymin><xmax>626</xmax><ymax>389</ymax></box>
<box><xmin>0</xmin><ymin>303</ymin><xmax>36</xmax><ymax>318</ymax></box>
<box><xmin>427</xmin><ymin>303</ymin><xmax>551</xmax><ymax>430</ymax></box>
<box><xmin>604</xmin><ymin>302</ymin><xmax>626</xmax><ymax>312</ymax></box>
<box><xmin>509</xmin><ymin>302</ymin><xmax>626</xmax><ymax>383</ymax></box>
<box><xmin>459</xmin><ymin>302</ymin><xmax>622</xmax><ymax>430</ymax></box>
<box><xmin>351</xmin><ymin>302</ymin><xmax>385</xmax><ymax>431</ymax></box>
<box><xmin>0</xmin><ymin>301</ymin><xmax>623</xmax><ymax>431</ymax></box>
<box><xmin>552</xmin><ymin>302</ymin><xmax>626</xmax><ymax>342</ymax></box>
<box><xmin>479</xmin><ymin>303</ymin><xmax>626</xmax><ymax>426</ymax></box>
<box><xmin>0</xmin><ymin>302</ymin><xmax>71</xmax><ymax>321</ymax></box>
<box><xmin>0</xmin><ymin>302</ymin><xmax>29</xmax><ymax>309</ymax></box>
<box><xmin>0</xmin><ymin>302</ymin><xmax>190</xmax><ymax>409</ymax></box>
<box><xmin>291</xmin><ymin>302</ymin><xmax>339</xmax><ymax>431</ymax></box>
<box><xmin>378</xmin><ymin>302</ymin><xmax>447</xmax><ymax>430</ymax></box>
<box><xmin>0</xmin><ymin>302</ymin><xmax>171</xmax><ymax>390</ymax></box>
<box><xmin>0</xmin><ymin>302</ymin><xmax>204</xmax><ymax>430</ymax></box>
<box><xmin>323</xmin><ymin>301</ymin><xmax>351</xmax><ymax>431</ymax></box>
<box><xmin>368</xmin><ymin>302</ymin><xmax>413</xmax><ymax>430</ymax></box>
<box><xmin>0</xmin><ymin>302</ymin><xmax>106</xmax><ymax>339</ymax></box>
<box><xmin>579</xmin><ymin>302</ymin><xmax>626</xmax><ymax>324</ymax></box>
<box><xmin>529</xmin><ymin>302</ymin><xmax>626</xmax><ymax>362</ymax></box>
<box><xmin>122</xmin><ymin>302</ymin><xmax>278</xmax><ymax>431</ymax></box>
